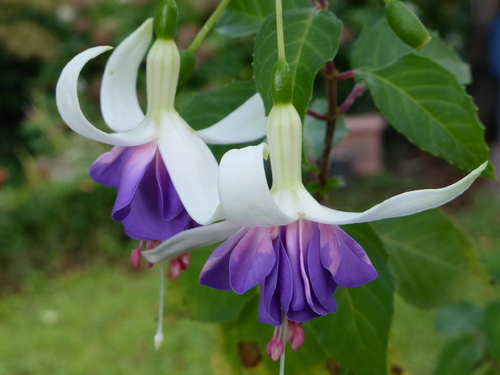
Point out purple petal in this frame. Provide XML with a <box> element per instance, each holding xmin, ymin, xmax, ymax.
<box><xmin>319</xmin><ymin>224</ymin><xmax>378</xmax><ymax>288</ymax></box>
<box><xmin>258</xmin><ymin>237</ymin><xmax>282</xmax><ymax>326</ymax></box>
<box><xmin>229</xmin><ymin>227</ymin><xmax>278</xmax><ymax>294</ymax></box>
<box><xmin>112</xmin><ymin>142</ymin><xmax>157</xmax><ymax>220</ymax></box>
<box><xmin>90</xmin><ymin>146</ymin><xmax>137</xmax><ymax>187</ymax></box>
<box><xmin>307</xmin><ymin>224</ymin><xmax>337</xmax><ymax>313</ymax></box>
<box><xmin>277</xmin><ymin>241</ymin><xmax>293</xmax><ymax>318</ymax></box>
<box><xmin>155</xmin><ymin>152</ymin><xmax>185</xmax><ymax>220</ymax></box>
<box><xmin>284</xmin><ymin>220</ymin><xmax>308</xmax><ymax>312</ymax></box>
<box><xmin>200</xmin><ymin>228</ymin><xmax>247</xmax><ymax>291</ymax></box>
<box><xmin>120</xmin><ymin>186</ymin><xmax>193</xmax><ymax>241</ymax></box>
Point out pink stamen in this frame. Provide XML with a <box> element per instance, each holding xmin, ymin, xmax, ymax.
<box><xmin>286</xmin><ymin>321</ymin><xmax>298</xmax><ymax>343</ymax></box>
<box><xmin>266</xmin><ymin>338</ymin><xmax>284</xmax><ymax>361</ymax></box>
<box><xmin>147</xmin><ymin>261</ymin><xmax>154</xmax><ymax>268</ymax></box>
<box><xmin>179</xmin><ymin>253</ymin><xmax>190</xmax><ymax>271</ymax></box>
<box><xmin>291</xmin><ymin>327</ymin><xmax>305</xmax><ymax>350</ymax></box>
<box><xmin>131</xmin><ymin>248</ymin><xmax>142</xmax><ymax>268</ymax></box>
<box><xmin>170</xmin><ymin>258</ymin><xmax>181</xmax><ymax>278</ymax></box>
<box><xmin>146</xmin><ymin>240</ymin><xmax>161</xmax><ymax>250</ymax></box>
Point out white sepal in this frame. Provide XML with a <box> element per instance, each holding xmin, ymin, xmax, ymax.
<box><xmin>56</xmin><ymin>46</ymin><xmax>155</xmax><ymax>146</ymax></box>
<box><xmin>101</xmin><ymin>18</ymin><xmax>152</xmax><ymax>131</ymax></box>
<box><xmin>142</xmin><ymin>221</ymin><xmax>242</xmax><ymax>263</ymax></box>
<box><xmin>197</xmin><ymin>94</ymin><xmax>267</xmax><ymax>145</ymax></box>
<box><xmin>218</xmin><ymin>144</ymin><xmax>296</xmax><ymax>227</ymax></box>
<box><xmin>156</xmin><ymin>112</ymin><xmax>221</xmax><ymax>225</ymax></box>
<box><xmin>304</xmin><ymin>161</ymin><xmax>488</xmax><ymax>225</ymax></box>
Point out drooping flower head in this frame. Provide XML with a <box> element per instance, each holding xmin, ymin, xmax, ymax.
<box><xmin>142</xmin><ymin>74</ymin><xmax>487</xmax><ymax>355</ymax></box>
<box><xmin>56</xmin><ymin>1</ymin><xmax>267</xmax><ymax>242</ymax></box>
<box><xmin>140</xmin><ymin>0</ymin><xmax>487</xmax><ymax>359</ymax></box>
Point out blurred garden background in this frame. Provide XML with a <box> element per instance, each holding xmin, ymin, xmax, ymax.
<box><xmin>1</xmin><ymin>0</ymin><xmax>500</xmax><ymax>374</ymax></box>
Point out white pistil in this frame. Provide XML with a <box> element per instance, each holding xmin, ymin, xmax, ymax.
<box><xmin>154</xmin><ymin>262</ymin><xmax>165</xmax><ymax>350</ymax></box>
<box><xmin>279</xmin><ymin>318</ymin><xmax>288</xmax><ymax>375</ymax></box>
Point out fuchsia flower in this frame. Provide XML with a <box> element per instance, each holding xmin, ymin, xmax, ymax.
<box><xmin>56</xmin><ymin>18</ymin><xmax>267</xmax><ymax>241</ymax></box>
<box><xmin>142</xmin><ymin>101</ymin><xmax>486</xmax><ymax>356</ymax></box>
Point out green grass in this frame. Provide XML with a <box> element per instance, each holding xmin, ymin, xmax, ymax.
<box><xmin>0</xmin><ymin>263</ymin><xmax>219</xmax><ymax>375</ymax></box>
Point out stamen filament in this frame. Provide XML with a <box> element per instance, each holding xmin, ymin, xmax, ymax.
<box><xmin>279</xmin><ymin>318</ymin><xmax>288</xmax><ymax>375</ymax></box>
<box><xmin>154</xmin><ymin>262</ymin><xmax>165</xmax><ymax>350</ymax></box>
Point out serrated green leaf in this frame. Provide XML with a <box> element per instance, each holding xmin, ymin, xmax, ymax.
<box><xmin>215</xmin><ymin>0</ymin><xmax>311</xmax><ymax>38</ymax></box>
<box><xmin>356</xmin><ymin>54</ymin><xmax>494</xmax><ymax>178</ymax></box>
<box><xmin>167</xmin><ymin>245</ymin><xmax>254</xmax><ymax>322</ymax></box>
<box><xmin>485</xmin><ymin>299</ymin><xmax>500</xmax><ymax>361</ymax></box>
<box><xmin>254</xmin><ymin>9</ymin><xmax>342</xmax><ymax>117</ymax></box>
<box><xmin>435</xmin><ymin>302</ymin><xmax>483</xmax><ymax>335</ymax></box>
<box><xmin>434</xmin><ymin>334</ymin><xmax>483</xmax><ymax>375</ymax></box>
<box><xmin>308</xmin><ymin>224</ymin><xmax>394</xmax><ymax>375</ymax></box>
<box><xmin>303</xmin><ymin>98</ymin><xmax>349</xmax><ymax>160</ymax></box>
<box><xmin>351</xmin><ymin>17</ymin><xmax>471</xmax><ymax>85</ymax></box>
<box><xmin>372</xmin><ymin>209</ymin><xmax>480</xmax><ymax>308</ymax></box>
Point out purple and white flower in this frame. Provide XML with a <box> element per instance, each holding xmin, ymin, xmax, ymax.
<box><xmin>56</xmin><ymin>18</ymin><xmax>267</xmax><ymax>241</ymax></box>
<box><xmin>142</xmin><ymin>102</ymin><xmax>486</xmax><ymax>328</ymax></box>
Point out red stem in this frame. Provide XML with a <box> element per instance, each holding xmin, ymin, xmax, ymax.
<box><xmin>306</xmin><ymin>109</ymin><xmax>327</xmax><ymax>120</ymax></box>
<box><xmin>335</xmin><ymin>70</ymin><xmax>355</xmax><ymax>81</ymax></box>
<box><xmin>339</xmin><ymin>84</ymin><xmax>366</xmax><ymax>114</ymax></box>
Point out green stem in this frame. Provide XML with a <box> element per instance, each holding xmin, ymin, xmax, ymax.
<box><xmin>275</xmin><ymin>0</ymin><xmax>286</xmax><ymax>62</ymax></box>
<box><xmin>187</xmin><ymin>0</ymin><xmax>231</xmax><ymax>54</ymax></box>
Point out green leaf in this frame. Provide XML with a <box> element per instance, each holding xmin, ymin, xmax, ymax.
<box><xmin>435</xmin><ymin>302</ymin><xmax>483</xmax><ymax>335</ymax></box>
<box><xmin>179</xmin><ymin>80</ymin><xmax>259</xmax><ymax>160</ymax></box>
<box><xmin>355</xmin><ymin>54</ymin><xmax>494</xmax><ymax>178</ymax></box>
<box><xmin>372</xmin><ymin>209</ymin><xmax>480</xmax><ymax>308</ymax></box>
<box><xmin>308</xmin><ymin>224</ymin><xmax>394</xmax><ymax>375</ymax></box>
<box><xmin>434</xmin><ymin>334</ymin><xmax>483</xmax><ymax>375</ymax></box>
<box><xmin>179</xmin><ymin>80</ymin><xmax>256</xmax><ymax>130</ymax></box>
<box><xmin>484</xmin><ymin>299</ymin><xmax>500</xmax><ymax>361</ymax></box>
<box><xmin>350</xmin><ymin>17</ymin><xmax>471</xmax><ymax>85</ymax></box>
<box><xmin>254</xmin><ymin>9</ymin><xmax>342</xmax><ymax>117</ymax></box>
<box><xmin>167</xmin><ymin>245</ymin><xmax>254</xmax><ymax>322</ymax></box>
<box><xmin>215</xmin><ymin>0</ymin><xmax>311</xmax><ymax>38</ymax></box>
<box><xmin>303</xmin><ymin>98</ymin><xmax>349</xmax><ymax>160</ymax></box>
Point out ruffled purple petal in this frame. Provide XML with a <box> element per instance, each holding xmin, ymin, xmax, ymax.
<box><xmin>319</xmin><ymin>224</ymin><xmax>378</xmax><ymax>288</ymax></box>
<box><xmin>200</xmin><ymin>228</ymin><xmax>248</xmax><ymax>291</ymax></box>
<box><xmin>277</xmin><ymin>242</ymin><xmax>293</xmax><ymax>319</ymax></box>
<box><xmin>90</xmin><ymin>146</ymin><xmax>137</xmax><ymax>187</ymax></box>
<box><xmin>258</xmin><ymin>235</ymin><xmax>282</xmax><ymax>326</ymax></box>
<box><xmin>284</xmin><ymin>220</ymin><xmax>308</xmax><ymax>312</ymax></box>
<box><xmin>156</xmin><ymin>151</ymin><xmax>185</xmax><ymax>220</ymax></box>
<box><xmin>112</xmin><ymin>142</ymin><xmax>157</xmax><ymax>220</ymax></box>
<box><xmin>91</xmin><ymin>141</ymin><xmax>196</xmax><ymax>241</ymax></box>
<box><xmin>307</xmin><ymin>224</ymin><xmax>337</xmax><ymax>313</ymax></box>
<box><xmin>229</xmin><ymin>227</ymin><xmax>278</xmax><ymax>294</ymax></box>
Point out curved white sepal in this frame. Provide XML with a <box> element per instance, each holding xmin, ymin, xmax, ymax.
<box><xmin>197</xmin><ymin>94</ymin><xmax>267</xmax><ymax>145</ymax></box>
<box><xmin>56</xmin><ymin>46</ymin><xmax>156</xmax><ymax>146</ymax></box>
<box><xmin>141</xmin><ymin>221</ymin><xmax>242</xmax><ymax>263</ymax></box>
<box><xmin>101</xmin><ymin>18</ymin><xmax>153</xmax><ymax>131</ymax></box>
<box><xmin>302</xmin><ymin>161</ymin><xmax>488</xmax><ymax>225</ymax></box>
<box><xmin>157</xmin><ymin>112</ymin><xmax>221</xmax><ymax>225</ymax></box>
<box><xmin>219</xmin><ymin>144</ymin><xmax>296</xmax><ymax>227</ymax></box>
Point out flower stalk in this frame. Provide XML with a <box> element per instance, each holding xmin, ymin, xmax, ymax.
<box><xmin>318</xmin><ymin>61</ymin><xmax>340</xmax><ymax>198</ymax></box>
<box><xmin>187</xmin><ymin>0</ymin><xmax>232</xmax><ymax>54</ymax></box>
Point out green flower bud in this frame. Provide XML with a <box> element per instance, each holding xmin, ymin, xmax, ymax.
<box><xmin>155</xmin><ymin>0</ymin><xmax>178</xmax><ymax>40</ymax></box>
<box><xmin>177</xmin><ymin>50</ymin><xmax>196</xmax><ymax>94</ymax></box>
<box><xmin>272</xmin><ymin>60</ymin><xmax>292</xmax><ymax>104</ymax></box>
<box><xmin>385</xmin><ymin>0</ymin><xmax>431</xmax><ymax>50</ymax></box>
